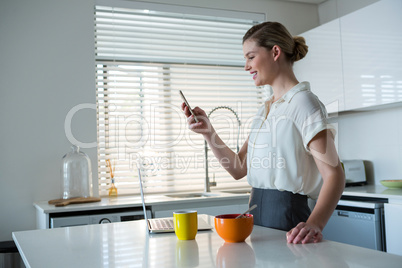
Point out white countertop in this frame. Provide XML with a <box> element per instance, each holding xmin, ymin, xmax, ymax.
<box><xmin>34</xmin><ymin>190</ymin><xmax>250</xmax><ymax>214</ymax></box>
<box><xmin>342</xmin><ymin>185</ymin><xmax>402</xmax><ymax>201</ymax></box>
<box><xmin>13</xmin><ymin>214</ymin><xmax>402</xmax><ymax>268</ymax></box>
<box><xmin>34</xmin><ymin>185</ymin><xmax>402</xmax><ymax>215</ymax></box>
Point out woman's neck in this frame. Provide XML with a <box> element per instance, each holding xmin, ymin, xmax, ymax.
<box><xmin>271</xmin><ymin>69</ymin><xmax>299</xmax><ymax>102</ymax></box>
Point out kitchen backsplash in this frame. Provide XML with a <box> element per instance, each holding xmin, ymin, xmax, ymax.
<box><xmin>331</xmin><ymin>105</ymin><xmax>402</xmax><ymax>185</ymax></box>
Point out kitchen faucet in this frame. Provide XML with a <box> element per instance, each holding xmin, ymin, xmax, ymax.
<box><xmin>204</xmin><ymin>106</ymin><xmax>241</xmax><ymax>192</ymax></box>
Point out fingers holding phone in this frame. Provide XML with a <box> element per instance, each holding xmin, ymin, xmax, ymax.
<box><xmin>179</xmin><ymin>90</ymin><xmax>199</xmax><ymax>123</ymax></box>
<box><xmin>181</xmin><ymin>102</ymin><xmax>198</xmax><ymax>123</ymax></box>
<box><xmin>181</xmin><ymin>102</ymin><xmax>195</xmax><ymax>120</ymax></box>
<box><xmin>179</xmin><ymin>91</ymin><xmax>209</xmax><ymax>132</ymax></box>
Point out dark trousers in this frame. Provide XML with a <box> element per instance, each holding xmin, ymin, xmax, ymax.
<box><xmin>249</xmin><ymin>187</ymin><xmax>311</xmax><ymax>231</ymax></box>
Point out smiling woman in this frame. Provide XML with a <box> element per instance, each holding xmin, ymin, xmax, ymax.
<box><xmin>94</xmin><ymin>2</ymin><xmax>265</xmax><ymax>196</ymax></box>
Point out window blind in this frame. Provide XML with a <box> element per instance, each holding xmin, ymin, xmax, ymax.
<box><xmin>95</xmin><ymin>3</ymin><xmax>265</xmax><ymax>196</ymax></box>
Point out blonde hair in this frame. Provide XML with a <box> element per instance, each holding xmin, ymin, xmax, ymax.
<box><xmin>243</xmin><ymin>22</ymin><xmax>308</xmax><ymax>64</ymax></box>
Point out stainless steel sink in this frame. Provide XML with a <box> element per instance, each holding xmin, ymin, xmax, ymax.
<box><xmin>220</xmin><ymin>189</ymin><xmax>251</xmax><ymax>194</ymax></box>
<box><xmin>165</xmin><ymin>192</ymin><xmax>220</xmax><ymax>198</ymax></box>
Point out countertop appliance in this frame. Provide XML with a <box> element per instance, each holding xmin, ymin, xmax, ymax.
<box><xmin>342</xmin><ymin>160</ymin><xmax>367</xmax><ymax>186</ymax></box>
<box><xmin>50</xmin><ymin>208</ymin><xmax>151</xmax><ymax>228</ymax></box>
<box><xmin>322</xmin><ymin>198</ymin><xmax>386</xmax><ymax>251</ymax></box>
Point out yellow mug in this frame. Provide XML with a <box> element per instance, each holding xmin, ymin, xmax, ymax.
<box><xmin>173</xmin><ymin>211</ymin><xmax>198</xmax><ymax>240</ymax></box>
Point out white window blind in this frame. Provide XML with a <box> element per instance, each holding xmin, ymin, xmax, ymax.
<box><xmin>95</xmin><ymin>2</ymin><xmax>265</xmax><ymax>196</ymax></box>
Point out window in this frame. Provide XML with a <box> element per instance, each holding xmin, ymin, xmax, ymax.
<box><xmin>95</xmin><ymin>1</ymin><xmax>265</xmax><ymax>196</ymax></box>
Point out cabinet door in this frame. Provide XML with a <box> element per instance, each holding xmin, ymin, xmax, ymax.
<box><xmin>384</xmin><ymin>203</ymin><xmax>402</xmax><ymax>256</ymax></box>
<box><xmin>341</xmin><ymin>0</ymin><xmax>402</xmax><ymax>110</ymax></box>
<box><xmin>293</xmin><ymin>19</ymin><xmax>344</xmax><ymax>113</ymax></box>
<box><xmin>154</xmin><ymin>204</ymin><xmax>249</xmax><ymax>218</ymax></box>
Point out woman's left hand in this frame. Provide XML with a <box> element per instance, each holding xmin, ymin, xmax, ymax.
<box><xmin>286</xmin><ymin>222</ymin><xmax>323</xmax><ymax>244</ymax></box>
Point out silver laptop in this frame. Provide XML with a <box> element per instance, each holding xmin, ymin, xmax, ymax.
<box><xmin>138</xmin><ymin>169</ymin><xmax>212</xmax><ymax>233</ymax></box>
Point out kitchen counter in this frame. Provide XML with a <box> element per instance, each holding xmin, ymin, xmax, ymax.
<box><xmin>34</xmin><ymin>185</ymin><xmax>402</xmax><ymax>229</ymax></box>
<box><xmin>34</xmin><ymin>190</ymin><xmax>250</xmax><ymax>214</ymax></box>
<box><xmin>13</xmin><ymin>214</ymin><xmax>402</xmax><ymax>268</ymax></box>
<box><xmin>34</xmin><ymin>185</ymin><xmax>402</xmax><ymax>215</ymax></box>
<box><xmin>34</xmin><ymin>190</ymin><xmax>251</xmax><ymax>229</ymax></box>
<box><xmin>342</xmin><ymin>185</ymin><xmax>402</xmax><ymax>202</ymax></box>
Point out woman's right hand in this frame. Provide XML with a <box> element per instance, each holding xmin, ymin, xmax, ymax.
<box><xmin>181</xmin><ymin>103</ymin><xmax>212</xmax><ymax>136</ymax></box>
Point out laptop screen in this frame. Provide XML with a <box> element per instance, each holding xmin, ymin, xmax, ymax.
<box><xmin>138</xmin><ymin>168</ymin><xmax>149</xmax><ymax>222</ymax></box>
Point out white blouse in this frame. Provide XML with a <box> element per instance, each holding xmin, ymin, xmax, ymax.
<box><xmin>247</xmin><ymin>82</ymin><xmax>335</xmax><ymax>199</ymax></box>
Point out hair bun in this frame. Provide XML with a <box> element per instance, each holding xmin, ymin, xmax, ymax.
<box><xmin>292</xmin><ymin>36</ymin><xmax>308</xmax><ymax>62</ymax></box>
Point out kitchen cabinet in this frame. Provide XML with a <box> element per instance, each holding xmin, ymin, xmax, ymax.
<box><xmin>34</xmin><ymin>193</ymin><xmax>250</xmax><ymax>229</ymax></box>
<box><xmin>384</xmin><ymin>203</ymin><xmax>402</xmax><ymax>256</ymax></box>
<box><xmin>341</xmin><ymin>0</ymin><xmax>402</xmax><ymax>110</ymax></box>
<box><xmin>295</xmin><ymin>0</ymin><xmax>402</xmax><ymax>113</ymax></box>
<box><xmin>154</xmin><ymin>204</ymin><xmax>249</xmax><ymax>218</ymax></box>
<box><xmin>293</xmin><ymin>19</ymin><xmax>344</xmax><ymax>113</ymax></box>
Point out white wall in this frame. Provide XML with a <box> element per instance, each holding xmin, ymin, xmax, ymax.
<box><xmin>334</xmin><ymin>107</ymin><xmax>402</xmax><ymax>185</ymax></box>
<box><xmin>0</xmin><ymin>0</ymin><xmax>97</xmax><ymax>242</ymax></box>
<box><xmin>0</xmin><ymin>0</ymin><xmax>318</xmax><ymax>241</ymax></box>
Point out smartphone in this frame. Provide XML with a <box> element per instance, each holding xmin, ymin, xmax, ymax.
<box><xmin>179</xmin><ymin>90</ymin><xmax>199</xmax><ymax>122</ymax></box>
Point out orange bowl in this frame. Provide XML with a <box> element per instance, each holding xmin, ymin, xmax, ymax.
<box><xmin>214</xmin><ymin>214</ymin><xmax>254</xmax><ymax>243</ymax></box>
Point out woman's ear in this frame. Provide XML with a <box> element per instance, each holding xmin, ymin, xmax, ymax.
<box><xmin>272</xmin><ymin>45</ymin><xmax>281</xmax><ymax>61</ymax></box>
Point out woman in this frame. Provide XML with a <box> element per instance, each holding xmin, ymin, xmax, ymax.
<box><xmin>181</xmin><ymin>22</ymin><xmax>345</xmax><ymax>244</ymax></box>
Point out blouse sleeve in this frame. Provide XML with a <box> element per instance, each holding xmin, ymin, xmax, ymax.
<box><xmin>300</xmin><ymin>96</ymin><xmax>336</xmax><ymax>151</ymax></box>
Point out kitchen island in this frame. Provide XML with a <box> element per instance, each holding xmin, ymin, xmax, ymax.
<box><xmin>13</xmin><ymin>215</ymin><xmax>402</xmax><ymax>268</ymax></box>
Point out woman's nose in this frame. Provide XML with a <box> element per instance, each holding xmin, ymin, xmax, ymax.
<box><xmin>244</xmin><ymin>63</ymin><xmax>250</xmax><ymax>71</ymax></box>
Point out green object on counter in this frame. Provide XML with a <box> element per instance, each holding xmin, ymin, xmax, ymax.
<box><xmin>380</xmin><ymin>180</ymin><xmax>402</xmax><ymax>188</ymax></box>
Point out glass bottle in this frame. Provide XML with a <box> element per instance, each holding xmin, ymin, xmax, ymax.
<box><xmin>106</xmin><ymin>159</ymin><xmax>117</xmax><ymax>197</ymax></box>
<box><xmin>109</xmin><ymin>179</ymin><xmax>118</xmax><ymax>197</ymax></box>
<box><xmin>61</xmin><ymin>145</ymin><xmax>93</xmax><ymax>199</ymax></box>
